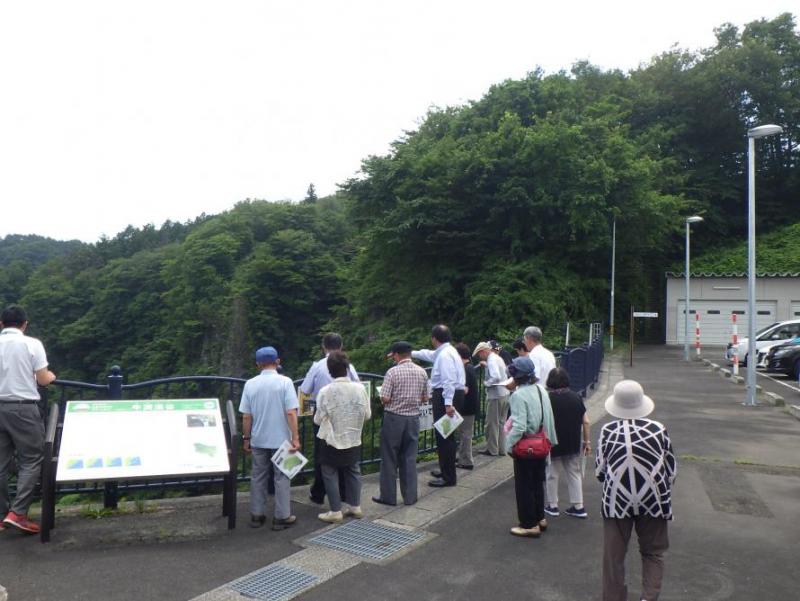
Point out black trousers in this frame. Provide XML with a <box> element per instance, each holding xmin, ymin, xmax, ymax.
<box><xmin>432</xmin><ymin>388</ymin><xmax>464</xmax><ymax>485</ymax></box>
<box><xmin>310</xmin><ymin>423</ymin><xmax>347</xmax><ymax>502</ymax></box>
<box><xmin>513</xmin><ymin>456</ymin><xmax>547</xmax><ymax>528</ymax></box>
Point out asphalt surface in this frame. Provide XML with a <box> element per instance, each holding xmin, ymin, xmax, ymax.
<box><xmin>296</xmin><ymin>345</ymin><xmax>800</xmax><ymax>601</ymax></box>
<box><xmin>1</xmin><ymin>345</ymin><xmax>798</xmax><ymax>601</ymax></box>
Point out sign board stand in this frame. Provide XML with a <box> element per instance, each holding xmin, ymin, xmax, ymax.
<box><xmin>629</xmin><ymin>307</ymin><xmax>660</xmax><ymax>366</ymax></box>
<box><xmin>39</xmin><ymin>398</ymin><xmax>239</xmax><ymax>543</ymax></box>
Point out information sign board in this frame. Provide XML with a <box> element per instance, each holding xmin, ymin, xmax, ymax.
<box><xmin>633</xmin><ymin>312</ymin><xmax>659</xmax><ymax>318</ymax></box>
<box><xmin>419</xmin><ymin>403</ymin><xmax>434</xmax><ymax>431</ymax></box>
<box><xmin>56</xmin><ymin>399</ymin><xmax>230</xmax><ymax>482</ymax></box>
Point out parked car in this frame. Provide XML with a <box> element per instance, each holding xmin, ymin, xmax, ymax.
<box><xmin>765</xmin><ymin>341</ymin><xmax>800</xmax><ymax>379</ymax></box>
<box><xmin>726</xmin><ymin>319</ymin><xmax>800</xmax><ymax>366</ymax></box>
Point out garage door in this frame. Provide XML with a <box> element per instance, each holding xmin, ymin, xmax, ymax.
<box><xmin>792</xmin><ymin>302</ymin><xmax>800</xmax><ymax>319</ymax></box>
<box><xmin>676</xmin><ymin>301</ymin><xmax>777</xmax><ymax>345</ymax></box>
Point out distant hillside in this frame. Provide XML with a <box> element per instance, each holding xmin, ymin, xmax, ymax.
<box><xmin>687</xmin><ymin>222</ymin><xmax>800</xmax><ymax>273</ymax></box>
<box><xmin>0</xmin><ymin>234</ymin><xmax>84</xmax><ymax>266</ymax></box>
<box><xmin>0</xmin><ymin>235</ymin><xmax>86</xmax><ymax>306</ymax></box>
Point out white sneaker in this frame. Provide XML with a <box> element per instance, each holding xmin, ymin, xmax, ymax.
<box><xmin>318</xmin><ymin>510</ymin><xmax>343</xmax><ymax>523</ymax></box>
<box><xmin>342</xmin><ymin>504</ymin><xmax>363</xmax><ymax>519</ymax></box>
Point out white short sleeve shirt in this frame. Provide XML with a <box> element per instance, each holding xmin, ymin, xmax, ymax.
<box><xmin>0</xmin><ymin>328</ymin><xmax>48</xmax><ymax>401</ymax></box>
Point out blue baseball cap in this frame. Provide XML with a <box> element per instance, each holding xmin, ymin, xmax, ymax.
<box><xmin>255</xmin><ymin>346</ymin><xmax>279</xmax><ymax>363</ymax></box>
<box><xmin>507</xmin><ymin>356</ymin><xmax>535</xmax><ymax>379</ymax></box>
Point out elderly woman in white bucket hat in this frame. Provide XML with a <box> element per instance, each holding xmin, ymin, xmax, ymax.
<box><xmin>595</xmin><ymin>380</ymin><xmax>677</xmax><ymax>601</ymax></box>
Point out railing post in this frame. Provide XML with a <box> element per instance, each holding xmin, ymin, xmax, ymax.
<box><xmin>104</xmin><ymin>366</ymin><xmax>123</xmax><ymax>509</ymax></box>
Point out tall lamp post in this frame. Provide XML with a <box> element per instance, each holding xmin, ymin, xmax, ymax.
<box><xmin>684</xmin><ymin>216</ymin><xmax>703</xmax><ymax>361</ymax></box>
<box><xmin>745</xmin><ymin>124</ymin><xmax>783</xmax><ymax>406</ymax></box>
<box><xmin>610</xmin><ymin>217</ymin><xmax>616</xmax><ymax>350</ymax></box>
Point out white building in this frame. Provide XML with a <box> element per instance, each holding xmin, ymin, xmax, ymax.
<box><xmin>665</xmin><ymin>272</ymin><xmax>800</xmax><ymax>345</ymax></box>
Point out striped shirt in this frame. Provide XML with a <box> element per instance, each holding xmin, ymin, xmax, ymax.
<box><xmin>381</xmin><ymin>359</ymin><xmax>430</xmax><ymax>416</ymax></box>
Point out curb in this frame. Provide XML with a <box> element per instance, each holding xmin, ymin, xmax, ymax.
<box><xmin>703</xmin><ymin>358</ymin><xmax>798</xmax><ymax>413</ymax></box>
<box><xmin>763</xmin><ymin>392</ymin><xmax>785</xmax><ymax>407</ymax></box>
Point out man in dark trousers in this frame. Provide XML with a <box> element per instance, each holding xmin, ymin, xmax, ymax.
<box><xmin>412</xmin><ymin>325</ymin><xmax>465</xmax><ymax>487</ymax></box>
<box><xmin>0</xmin><ymin>305</ymin><xmax>56</xmax><ymax>534</ymax></box>
<box><xmin>454</xmin><ymin>342</ymin><xmax>478</xmax><ymax>470</ymax></box>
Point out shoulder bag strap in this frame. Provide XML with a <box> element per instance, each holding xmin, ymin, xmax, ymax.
<box><xmin>535</xmin><ymin>384</ymin><xmax>544</xmax><ymax>432</ymax></box>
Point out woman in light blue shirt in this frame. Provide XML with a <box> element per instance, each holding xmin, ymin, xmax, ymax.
<box><xmin>504</xmin><ymin>357</ymin><xmax>557</xmax><ymax>538</ymax></box>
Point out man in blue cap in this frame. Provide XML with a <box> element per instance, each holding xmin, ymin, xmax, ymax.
<box><xmin>240</xmin><ymin>346</ymin><xmax>300</xmax><ymax>530</ymax></box>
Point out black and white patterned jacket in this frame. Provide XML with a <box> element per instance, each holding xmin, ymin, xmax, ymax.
<box><xmin>595</xmin><ymin>418</ymin><xmax>677</xmax><ymax>519</ymax></box>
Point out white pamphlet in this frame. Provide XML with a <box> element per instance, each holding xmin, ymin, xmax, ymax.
<box><xmin>433</xmin><ymin>409</ymin><xmax>463</xmax><ymax>439</ymax></box>
<box><xmin>270</xmin><ymin>440</ymin><xmax>309</xmax><ymax>480</ymax></box>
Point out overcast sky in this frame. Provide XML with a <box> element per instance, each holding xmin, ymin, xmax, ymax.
<box><xmin>0</xmin><ymin>1</ymin><xmax>795</xmax><ymax>243</ymax></box>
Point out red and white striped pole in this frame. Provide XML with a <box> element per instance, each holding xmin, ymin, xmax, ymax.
<box><xmin>732</xmin><ymin>313</ymin><xmax>739</xmax><ymax>376</ymax></box>
<box><xmin>695</xmin><ymin>313</ymin><xmax>701</xmax><ymax>357</ymax></box>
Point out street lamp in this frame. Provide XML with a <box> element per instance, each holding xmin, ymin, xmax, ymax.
<box><xmin>745</xmin><ymin>123</ymin><xmax>783</xmax><ymax>405</ymax></box>
<box><xmin>684</xmin><ymin>215</ymin><xmax>703</xmax><ymax>361</ymax></box>
<box><xmin>610</xmin><ymin>217</ymin><xmax>616</xmax><ymax>351</ymax></box>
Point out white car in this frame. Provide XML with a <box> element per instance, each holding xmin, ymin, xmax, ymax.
<box><xmin>726</xmin><ymin>319</ymin><xmax>800</xmax><ymax>367</ymax></box>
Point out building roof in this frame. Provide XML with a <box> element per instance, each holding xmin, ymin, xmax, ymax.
<box><xmin>666</xmin><ymin>272</ymin><xmax>800</xmax><ymax>278</ymax></box>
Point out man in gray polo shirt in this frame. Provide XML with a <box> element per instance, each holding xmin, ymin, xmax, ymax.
<box><xmin>240</xmin><ymin>346</ymin><xmax>300</xmax><ymax>530</ymax></box>
<box><xmin>0</xmin><ymin>305</ymin><xmax>56</xmax><ymax>534</ymax></box>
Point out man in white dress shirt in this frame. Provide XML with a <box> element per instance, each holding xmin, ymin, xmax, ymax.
<box><xmin>524</xmin><ymin>326</ymin><xmax>556</xmax><ymax>387</ymax></box>
<box><xmin>412</xmin><ymin>324</ymin><xmax>465</xmax><ymax>487</ymax></box>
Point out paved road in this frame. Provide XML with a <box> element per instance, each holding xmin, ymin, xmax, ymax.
<box><xmin>1</xmin><ymin>345</ymin><xmax>797</xmax><ymax>601</ymax></box>
<box><xmin>297</xmin><ymin>345</ymin><xmax>800</xmax><ymax>601</ymax></box>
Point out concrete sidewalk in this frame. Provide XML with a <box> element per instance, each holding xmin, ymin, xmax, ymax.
<box><xmin>2</xmin><ymin>346</ymin><xmax>797</xmax><ymax>601</ymax></box>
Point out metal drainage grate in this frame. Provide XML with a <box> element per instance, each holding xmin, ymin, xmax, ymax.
<box><xmin>229</xmin><ymin>564</ymin><xmax>318</xmax><ymax>601</ymax></box>
<box><xmin>308</xmin><ymin>520</ymin><xmax>425</xmax><ymax>560</ymax></box>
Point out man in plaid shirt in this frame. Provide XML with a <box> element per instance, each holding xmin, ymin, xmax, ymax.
<box><xmin>373</xmin><ymin>341</ymin><xmax>430</xmax><ymax>506</ymax></box>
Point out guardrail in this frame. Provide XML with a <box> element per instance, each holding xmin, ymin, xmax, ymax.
<box><xmin>26</xmin><ymin>366</ymin><xmax>486</xmax><ymax>507</ymax></box>
<box><xmin>555</xmin><ymin>334</ymin><xmax>605</xmax><ymax>398</ymax></box>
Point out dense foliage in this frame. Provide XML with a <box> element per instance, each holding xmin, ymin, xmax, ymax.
<box><xmin>686</xmin><ymin>222</ymin><xmax>800</xmax><ymax>274</ymax></box>
<box><xmin>2</xmin><ymin>14</ymin><xmax>798</xmax><ymax>380</ymax></box>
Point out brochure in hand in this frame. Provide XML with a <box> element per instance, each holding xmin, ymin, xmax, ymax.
<box><xmin>271</xmin><ymin>440</ymin><xmax>309</xmax><ymax>479</ymax></box>
<box><xmin>433</xmin><ymin>408</ymin><xmax>464</xmax><ymax>439</ymax></box>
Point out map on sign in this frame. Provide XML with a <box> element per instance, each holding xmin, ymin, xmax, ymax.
<box><xmin>56</xmin><ymin>399</ymin><xmax>230</xmax><ymax>482</ymax></box>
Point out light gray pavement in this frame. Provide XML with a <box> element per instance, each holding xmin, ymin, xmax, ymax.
<box><xmin>1</xmin><ymin>346</ymin><xmax>798</xmax><ymax>601</ymax></box>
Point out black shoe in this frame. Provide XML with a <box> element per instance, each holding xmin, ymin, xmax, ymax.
<box><xmin>308</xmin><ymin>494</ymin><xmax>325</xmax><ymax>505</ymax></box>
<box><xmin>430</xmin><ymin>470</ymin><xmax>443</xmax><ymax>478</ymax></box>
<box><xmin>371</xmin><ymin>496</ymin><xmax>397</xmax><ymax>506</ymax></box>
<box><xmin>272</xmin><ymin>515</ymin><xmax>297</xmax><ymax>531</ymax></box>
<box><xmin>428</xmin><ymin>479</ymin><xmax>455</xmax><ymax>488</ymax></box>
<box><xmin>456</xmin><ymin>463</ymin><xmax>474</xmax><ymax>470</ymax></box>
<box><xmin>250</xmin><ymin>514</ymin><xmax>266</xmax><ymax>528</ymax></box>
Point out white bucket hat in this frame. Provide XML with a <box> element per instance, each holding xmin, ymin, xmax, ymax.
<box><xmin>604</xmin><ymin>380</ymin><xmax>654</xmax><ymax>419</ymax></box>
<box><xmin>472</xmin><ymin>341</ymin><xmax>492</xmax><ymax>356</ymax></box>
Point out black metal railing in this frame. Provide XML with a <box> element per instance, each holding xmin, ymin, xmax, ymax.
<box><xmin>20</xmin><ymin>334</ymin><xmax>605</xmax><ymax>505</ymax></box>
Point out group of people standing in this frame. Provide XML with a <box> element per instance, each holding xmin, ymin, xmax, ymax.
<box><xmin>0</xmin><ymin>302</ymin><xmax>674</xmax><ymax>601</ymax></box>
<box><xmin>238</xmin><ymin>323</ymin><xmax>677</xmax><ymax>601</ymax></box>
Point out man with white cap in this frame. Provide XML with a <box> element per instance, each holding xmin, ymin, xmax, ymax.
<box><xmin>473</xmin><ymin>341</ymin><xmax>510</xmax><ymax>456</ymax></box>
<box><xmin>595</xmin><ymin>380</ymin><xmax>677</xmax><ymax>601</ymax></box>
